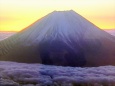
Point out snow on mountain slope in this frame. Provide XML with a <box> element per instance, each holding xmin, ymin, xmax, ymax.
<box><xmin>0</xmin><ymin>10</ymin><xmax>115</xmax><ymax>67</ymax></box>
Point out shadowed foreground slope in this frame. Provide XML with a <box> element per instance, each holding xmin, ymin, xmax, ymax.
<box><xmin>0</xmin><ymin>10</ymin><xmax>115</xmax><ymax>67</ymax></box>
<box><xmin>0</xmin><ymin>61</ymin><xmax>115</xmax><ymax>86</ymax></box>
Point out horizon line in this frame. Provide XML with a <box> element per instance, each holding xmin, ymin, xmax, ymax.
<box><xmin>0</xmin><ymin>28</ymin><xmax>115</xmax><ymax>32</ymax></box>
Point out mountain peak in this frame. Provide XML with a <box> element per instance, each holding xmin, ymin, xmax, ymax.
<box><xmin>0</xmin><ymin>11</ymin><xmax>115</xmax><ymax>67</ymax></box>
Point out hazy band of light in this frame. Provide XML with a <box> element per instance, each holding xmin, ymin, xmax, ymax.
<box><xmin>0</xmin><ymin>0</ymin><xmax>115</xmax><ymax>31</ymax></box>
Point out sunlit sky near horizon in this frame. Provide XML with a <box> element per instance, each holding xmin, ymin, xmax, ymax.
<box><xmin>0</xmin><ymin>0</ymin><xmax>115</xmax><ymax>31</ymax></box>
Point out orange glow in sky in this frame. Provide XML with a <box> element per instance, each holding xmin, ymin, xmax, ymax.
<box><xmin>0</xmin><ymin>0</ymin><xmax>115</xmax><ymax>31</ymax></box>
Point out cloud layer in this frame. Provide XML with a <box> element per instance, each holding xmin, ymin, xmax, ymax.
<box><xmin>0</xmin><ymin>61</ymin><xmax>115</xmax><ymax>86</ymax></box>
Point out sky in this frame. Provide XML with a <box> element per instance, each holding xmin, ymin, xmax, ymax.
<box><xmin>0</xmin><ymin>0</ymin><xmax>115</xmax><ymax>31</ymax></box>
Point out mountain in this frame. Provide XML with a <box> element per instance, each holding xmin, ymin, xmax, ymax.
<box><xmin>104</xmin><ymin>29</ymin><xmax>115</xmax><ymax>36</ymax></box>
<box><xmin>0</xmin><ymin>32</ymin><xmax>16</xmax><ymax>41</ymax></box>
<box><xmin>0</xmin><ymin>10</ymin><xmax>115</xmax><ymax>67</ymax></box>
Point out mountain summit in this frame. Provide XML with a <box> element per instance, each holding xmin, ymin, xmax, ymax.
<box><xmin>0</xmin><ymin>10</ymin><xmax>115</xmax><ymax>67</ymax></box>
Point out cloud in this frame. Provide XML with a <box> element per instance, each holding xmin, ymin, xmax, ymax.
<box><xmin>0</xmin><ymin>61</ymin><xmax>115</xmax><ymax>85</ymax></box>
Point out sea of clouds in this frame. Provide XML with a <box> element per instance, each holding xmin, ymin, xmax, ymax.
<box><xmin>0</xmin><ymin>61</ymin><xmax>115</xmax><ymax>86</ymax></box>
<box><xmin>104</xmin><ymin>29</ymin><xmax>115</xmax><ymax>36</ymax></box>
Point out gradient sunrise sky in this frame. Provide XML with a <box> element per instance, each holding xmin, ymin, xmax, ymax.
<box><xmin>0</xmin><ymin>0</ymin><xmax>115</xmax><ymax>31</ymax></box>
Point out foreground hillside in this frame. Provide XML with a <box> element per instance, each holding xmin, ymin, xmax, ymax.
<box><xmin>0</xmin><ymin>61</ymin><xmax>115</xmax><ymax>86</ymax></box>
